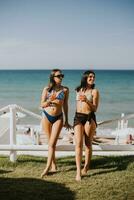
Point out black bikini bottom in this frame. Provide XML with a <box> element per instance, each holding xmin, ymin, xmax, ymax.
<box><xmin>73</xmin><ymin>112</ymin><xmax>97</xmax><ymax>127</ymax></box>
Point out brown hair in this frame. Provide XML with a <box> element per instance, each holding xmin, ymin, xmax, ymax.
<box><xmin>48</xmin><ymin>69</ymin><xmax>62</xmax><ymax>92</ymax></box>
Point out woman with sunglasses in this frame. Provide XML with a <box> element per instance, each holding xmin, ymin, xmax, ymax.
<box><xmin>40</xmin><ymin>69</ymin><xmax>71</xmax><ymax>178</ymax></box>
<box><xmin>74</xmin><ymin>70</ymin><xmax>99</xmax><ymax>181</ymax></box>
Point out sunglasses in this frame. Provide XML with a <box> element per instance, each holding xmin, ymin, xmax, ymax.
<box><xmin>54</xmin><ymin>74</ymin><xmax>64</xmax><ymax>79</ymax></box>
<box><xmin>88</xmin><ymin>75</ymin><xmax>95</xmax><ymax>78</ymax></box>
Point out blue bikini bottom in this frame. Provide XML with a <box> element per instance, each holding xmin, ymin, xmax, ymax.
<box><xmin>42</xmin><ymin>110</ymin><xmax>63</xmax><ymax>124</ymax></box>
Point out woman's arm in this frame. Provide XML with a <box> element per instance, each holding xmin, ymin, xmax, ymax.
<box><xmin>63</xmin><ymin>87</ymin><xmax>72</xmax><ymax>129</ymax></box>
<box><xmin>86</xmin><ymin>89</ymin><xmax>99</xmax><ymax>112</ymax></box>
<box><xmin>40</xmin><ymin>87</ymin><xmax>51</xmax><ymax>108</ymax></box>
<box><xmin>63</xmin><ymin>87</ymin><xmax>69</xmax><ymax>123</ymax></box>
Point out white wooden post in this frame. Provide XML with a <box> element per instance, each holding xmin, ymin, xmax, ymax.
<box><xmin>121</xmin><ymin>113</ymin><xmax>125</xmax><ymax>129</ymax></box>
<box><xmin>117</xmin><ymin>120</ymin><xmax>121</xmax><ymax>129</ymax></box>
<box><xmin>115</xmin><ymin>113</ymin><xmax>124</xmax><ymax>144</ymax></box>
<box><xmin>30</xmin><ymin>127</ymin><xmax>35</xmax><ymax>144</ymax></box>
<box><xmin>9</xmin><ymin>105</ymin><xmax>17</xmax><ymax>162</ymax></box>
<box><xmin>36</xmin><ymin>132</ymin><xmax>40</xmax><ymax>145</ymax></box>
<box><xmin>116</xmin><ymin>113</ymin><xmax>126</xmax><ymax>144</ymax></box>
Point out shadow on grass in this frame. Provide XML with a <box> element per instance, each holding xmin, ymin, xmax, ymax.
<box><xmin>58</xmin><ymin>155</ymin><xmax>134</xmax><ymax>174</ymax></box>
<box><xmin>16</xmin><ymin>156</ymin><xmax>46</xmax><ymax>164</ymax></box>
<box><xmin>5</xmin><ymin>155</ymin><xmax>133</xmax><ymax>175</ymax></box>
<box><xmin>0</xmin><ymin>177</ymin><xmax>75</xmax><ymax>200</ymax></box>
<box><xmin>59</xmin><ymin>155</ymin><xmax>132</xmax><ymax>172</ymax></box>
<box><xmin>0</xmin><ymin>169</ymin><xmax>12</xmax><ymax>174</ymax></box>
<box><xmin>87</xmin><ymin>168</ymin><xmax>118</xmax><ymax>177</ymax></box>
<box><xmin>58</xmin><ymin>156</ymin><xmax>76</xmax><ymax>167</ymax></box>
<box><xmin>16</xmin><ymin>155</ymin><xmax>76</xmax><ymax>169</ymax></box>
<box><xmin>91</xmin><ymin>155</ymin><xmax>134</xmax><ymax>171</ymax></box>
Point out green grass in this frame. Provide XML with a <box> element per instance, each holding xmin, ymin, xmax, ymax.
<box><xmin>0</xmin><ymin>155</ymin><xmax>134</xmax><ymax>200</ymax></box>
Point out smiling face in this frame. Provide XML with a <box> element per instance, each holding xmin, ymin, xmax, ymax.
<box><xmin>53</xmin><ymin>71</ymin><xmax>64</xmax><ymax>84</ymax></box>
<box><xmin>87</xmin><ymin>73</ymin><xmax>95</xmax><ymax>86</ymax></box>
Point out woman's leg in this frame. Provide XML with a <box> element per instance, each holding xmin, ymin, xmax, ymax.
<box><xmin>82</xmin><ymin>120</ymin><xmax>96</xmax><ymax>175</ymax></box>
<box><xmin>41</xmin><ymin>118</ymin><xmax>63</xmax><ymax>177</ymax></box>
<box><xmin>74</xmin><ymin>124</ymin><xmax>84</xmax><ymax>181</ymax></box>
<box><xmin>41</xmin><ymin>117</ymin><xmax>56</xmax><ymax>170</ymax></box>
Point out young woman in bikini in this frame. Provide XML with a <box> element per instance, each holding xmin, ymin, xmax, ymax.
<box><xmin>40</xmin><ymin>69</ymin><xmax>71</xmax><ymax>177</ymax></box>
<box><xmin>74</xmin><ymin>70</ymin><xmax>99</xmax><ymax>181</ymax></box>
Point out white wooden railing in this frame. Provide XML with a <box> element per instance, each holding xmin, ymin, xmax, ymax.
<box><xmin>0</xmin><ymin>104</ymin><xmax>42</xmax><ymax>162</ymax></box>
<box><xmin>0</xmin><ymin>104</ymin><xmax>134</xmax><ymax>162</ymax></box>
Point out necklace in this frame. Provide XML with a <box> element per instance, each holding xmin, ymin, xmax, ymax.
<box><xmin>54</xmin><ymin>85</ymin><xmax>62</xmax><ymax>92</ymax></box>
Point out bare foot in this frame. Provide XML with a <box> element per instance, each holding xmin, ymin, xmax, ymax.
<box><xmin>41</xmin><ymin>168</ymin><xmax>49</xmax><ymax>178</ymax></box>
<box><xmin>75</xmin><ymin>174</ymin><xmax>81</xmax><ymax>181</ymax></box>
<box><xmin>81</xmin><ymin>167</ymin><xmax>88</xmax><ymax>176</ymax></box>
<box><xmin>50</xmin><ymin>168</ymin><xmax>57</xmax><ymax>172</ymax></box>
<box><xmin>50</xmin><ymin>165</ymin><xmax>57</xmax><ymax>172</ymax></box>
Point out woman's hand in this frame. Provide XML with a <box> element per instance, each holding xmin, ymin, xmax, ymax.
<box><xmin>79</xmin><ymin>94</ymin><xmax>87</xmax><ymax>102</ymax></box>
<box><xmin>64</xmin><ymin>121</ymin><xmax>73</xmax><ymax>131</ymax></box>
<box><xmin>49</xmin><ymin>92</ymin><xmax>56</xmax><ymax>101</ymax></box>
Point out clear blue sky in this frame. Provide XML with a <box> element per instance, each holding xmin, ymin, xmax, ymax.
<box><xmin>0</xmin><ymin>0</ymin><xmax>134</xmax><ymax>69</ymax></box>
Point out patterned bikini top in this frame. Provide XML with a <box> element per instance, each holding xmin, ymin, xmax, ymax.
<box><xmin>85</xmin><ymin>92</ymin><xmax>93</xmax><ymax>102</ymax></box>
<box><xmin>76</xmin><ymin>90</ymin><xmax>93</xmax><ymax>102</ymax></box>
<box><xmin>46</xmin><ymin>90</ymin><xmax>65</xmax><ymax>101</ymax></box>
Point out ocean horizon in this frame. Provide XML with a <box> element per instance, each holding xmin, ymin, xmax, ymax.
<box><xmin>0</xmin><ymin>69</ymin><xmax>134</xmax><ymax>127</ymax></box>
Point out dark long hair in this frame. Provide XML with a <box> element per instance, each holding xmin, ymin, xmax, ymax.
<box><xmin>75</xmin><ymin>70</ymin><xmax>95</xmax><ymax>92</ymax></box>
<box><xmin>48</xmin><ymin>69</ymin><xmax>62</xmax><ymax>92</ymax></box>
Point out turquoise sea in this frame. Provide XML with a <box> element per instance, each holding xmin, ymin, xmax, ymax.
<box><xmin>0</xmin><ymin>70</ymin><xmax>134</xmax><ymax>126</ymax></box>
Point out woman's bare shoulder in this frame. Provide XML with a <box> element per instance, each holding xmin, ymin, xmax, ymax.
<box><xmin>62</xmin><ymin>86</ymin><xmax>69</xmax><ymax>92</ymax></box>
<box><xmin>92</xmin><ymin>88</ymin><xmax>99</xmax><ymax>95</ymax></box>
<box><xmin>42</xmin><ymin>86</ymin><xmax>49</xmax><ymax>94</ymax></box>
<box><xmin>43</xmin><ymin>86</ymin><xmax>49</xmax><ymax>91</ymax></box>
